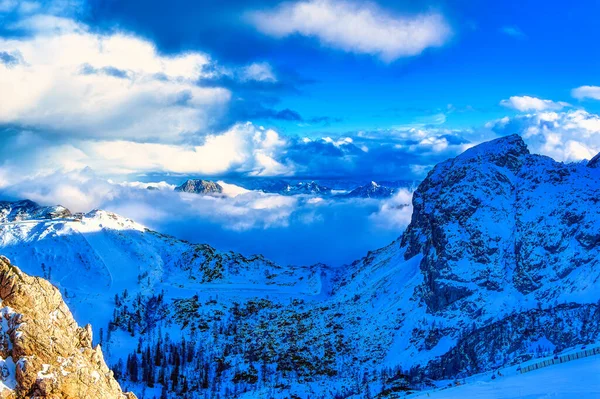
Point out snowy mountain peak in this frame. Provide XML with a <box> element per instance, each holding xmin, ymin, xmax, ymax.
<box><xmin>451</xmin><ymin>134</ymin><xmax>529</xmax><ymax>171</ymax></box>
<box><xmin>81</xmin><ymin>209</ymin><xmax>147</xmax><ymax>232</ymax></box>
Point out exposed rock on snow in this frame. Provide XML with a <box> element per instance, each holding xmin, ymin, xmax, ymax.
<box><xmin>0</xmin><ymin>256</ymin><xmax>136</xmax><ymax>399</ymax></box>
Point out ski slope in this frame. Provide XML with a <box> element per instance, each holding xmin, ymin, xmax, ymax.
<box><xmin>417</xmin><ymin>355</ymin><xmax>600</xmax><ymax>399</ymax></box>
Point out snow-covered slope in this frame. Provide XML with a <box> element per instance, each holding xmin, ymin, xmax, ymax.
<box><xmin>417</xmin><ymin>351</ymin><xmax>600</xmax><ymax>399</ymax></box>
<box><xmin>1</xmin><ymin>135</ymin><xmax>599</xmax><ymax>398</ymax></box>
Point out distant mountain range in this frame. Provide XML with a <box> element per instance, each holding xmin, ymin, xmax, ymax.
<box><xmin>173</xmin><ymin>178</ymin><xmax>407</xmax><ymax>198</ymax></box>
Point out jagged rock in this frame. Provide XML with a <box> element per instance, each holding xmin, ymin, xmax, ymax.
<box><xmin>0</xmin><ymin>256</ymin><xmax>136</xmax><ymax>399</ymax></box>
<box><xmin>175</xmin><ymin>179</ymin><xmax>223</xmax><ymax>195</ymax></box>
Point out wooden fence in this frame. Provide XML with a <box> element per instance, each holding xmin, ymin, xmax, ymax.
<box><xmin>520</xmin><ymin>346</ymin><xmax>600</xmax><ymax>374</ymax></box>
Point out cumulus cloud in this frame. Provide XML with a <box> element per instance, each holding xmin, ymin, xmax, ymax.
<box><xmin>489</xmin><ymin>109</ymin><xmax>600</xmax><ymax>162</ymax></box>
<box><xmin>500</xmin><ymin>96</ymin><xmax>569</xmax><ymax>112</ymax></box>
<box><xmin>0</xmin><ymin>121</ymin><xmax>477</xmax><ymax>182</ymax></box>
<box><xmin>571</xmin><ymin>85</ymin><xmax>600</xmax><ymax>101</ymax></box>
<box><xmin>0</xmin><ymin>14</ymin><xmax>231</xmax><ymax>142</ymax></box>
<box><xmin>0</xmin><ymin>123</ymin><xmax>296</xmax><ymax>179</ymax></box>
<box><xmin>80</xmin><ymin>123</ymin><xmax>294</xmax><ymax>175</ymax></box>
<box><xmin>247</xmin><ymin>0</ymin><xmax>451</xmax><ymax>62</ymax></box>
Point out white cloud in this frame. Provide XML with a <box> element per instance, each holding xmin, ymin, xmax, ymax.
<box><xmin>0</xmin><ymin>15</ymin><xmax>230</xmax><ymax>141</ymax></box>
<box><xmin>369</xmin><ymin>189</ymin><xmax>413</xmax><ymax>230</ymax></box>
<box><xmin>81</xmin><ymin>123</ymin><xmax>294</xmax><ymax>175</ymax></box>
<box><xmin>0</xmin><ymin>123</ymin><xmax>295</xmax><ymax>177</ymax></box>
<box><xmin>247</xmin><ymin>0</ymin><xmax>451</xmax><ymax>62</ymax></box>
<box><xmin>217</xmin><ymin>181</ymin><xmax>251</xmax><ymax>197</ymax></box>
<box><xmin>490</xmin><ymin>109</ymin><xmax>600</xmax><ymax>162</ymax></box>
<box><xmin>500</xmin><ymin>26</ymin><xmax>525</xmax><ymax>38</ymax></box>
<box><xmin>240</xmin><ymin>62</ymin><xmax>277</xmax><ymax>82</ymax></box>
<box><xmin>500</xmin><ymin>96</ymin><xmax>569</xmax><ymax>112</ymax></box>
<box><xmin>572</xmin><ymin>85</ymin><xmax>600</xmax><ymax>101</ymax></box>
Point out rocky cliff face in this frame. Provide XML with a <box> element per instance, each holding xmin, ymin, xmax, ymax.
<box><xmin>401</xmin><ymin>134</ymin><xmax>600</xmax><ymax>313</ymax></box>
<box><xmin>0</xmin><ymin>256</ymin><xmax>135</xmax><ymax>399</ymax></box>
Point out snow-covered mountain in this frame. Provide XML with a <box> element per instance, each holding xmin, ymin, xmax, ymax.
<box><xmin>282</xmin><ymin>180</ymin><xmax>332</xmax><ymax>195</ymax></box>
<box><xmin>343</xmin><ymin>181</ymin><xmax>395</xmax><ymax>198</ymax></box>
<box><xmin>1</xmin><ymin>134</ymin><xmax>599</xmax><ymax>398</ymax></box>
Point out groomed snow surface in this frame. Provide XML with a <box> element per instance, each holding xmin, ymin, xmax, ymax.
<box><xmin>417</xmin><ymin>354</ymin><xmax>600</xmax><ymax>399</ymax></box>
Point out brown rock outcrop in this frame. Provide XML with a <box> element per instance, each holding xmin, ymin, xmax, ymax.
<box><xmin>0</xmin><ymin>256</ymin><xmax>136</xmax><ymax>399</ymax></box>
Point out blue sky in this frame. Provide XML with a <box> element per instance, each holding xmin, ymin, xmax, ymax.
<box><xmin>81</xmin><ymin>0</ymin><xmax>600</xmax><ymax>136</ymax></box>
<box><xmin>2</xmin><ymin>0</ymin><xmax>600</xmax><ymax>265</ymax></box>
<box><xmin>2</xmin><ymin>0</ymin><xmax>600</xmax><ymax>181</ymax></box>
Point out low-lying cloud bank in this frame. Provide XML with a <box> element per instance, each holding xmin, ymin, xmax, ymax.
<box><xmin>0</xmin><ymin>170</ymin><xmax>414</xmax><ymax>266</ymax></box>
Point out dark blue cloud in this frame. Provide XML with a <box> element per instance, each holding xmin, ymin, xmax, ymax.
<box><xmin>0</xmin><ymin>51</ymin><xmax>21</xmax><ymax>67</ymax></box>
<box><xmin>268</xmin><ymin>130</ymin><xmax>475</xmax><ymax>180</ymax></box>
<box><xmin>79</xmin><ymin>63</ymin><xmax>130</xmax><ymax>79</ymax></box>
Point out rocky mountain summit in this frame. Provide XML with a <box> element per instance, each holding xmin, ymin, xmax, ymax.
<box><xmin>0</xmin><ymin>256</ymin><xmax>136</xmax><ymax>399</ymax></box>
<box><xmin>174</xmin><ymin>179</ymin><xmax>223</xmax><ymax>195</ymax></box>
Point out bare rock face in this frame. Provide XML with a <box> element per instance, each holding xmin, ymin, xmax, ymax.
<box><xmin>175</xmin><ymin>179</ymin><xmax>223</xmax><ymax>195</ymax></box>
<box><xmin>401</xmin><ymin>134</ymin><xmax>600</xmax><ymax>313</ymax></box>
<box><xmin>0</xmin><ymin>256</ymin><xmax>136</xmax><ymax>399</ymax></box>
